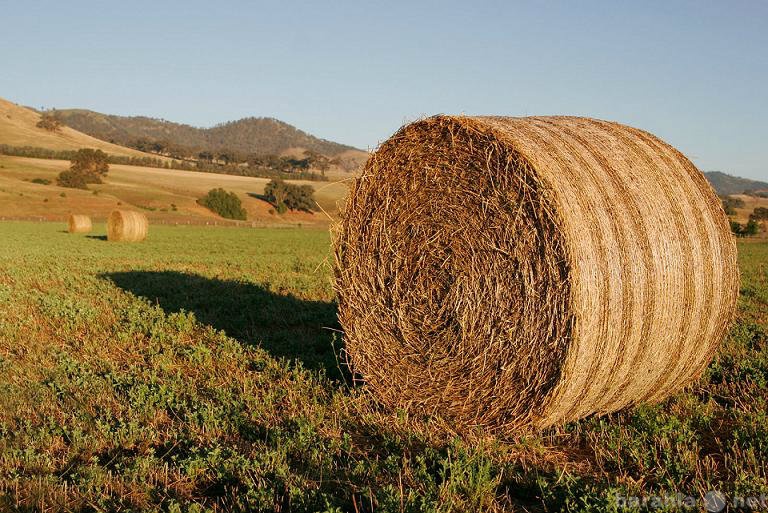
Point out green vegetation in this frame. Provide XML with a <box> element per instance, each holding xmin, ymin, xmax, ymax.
<box><xmin>731</xmin><ymin>219</ymin><xmax>761</xmax><ymax>237</ymax></box>
<box><xmin>751</xmin><ymin>207</ymin><xmax>768</xmax><ymax>221</ymax></box>
<box><xmin>0</xmin><ymin>144</ymin><xmax>169</xmax><ymax>167</ymax></box>
<box><xmin>197</xmin><ymin>188</ymin><xmax>247</xmax><ymax>220</ymax></box>
<box><xmin>55</xmin><ymin>109</ymin><xmax>357</xmax><ymax>158</ymax></box>
<box><xmin>70</xmin><ymin>148</ymin><xmax>110</xmax><ymax>177</ymax></box>
<box><xmin>57</xmin><ymin>148</ymin><xmax>110</xmax><ymax>189</ymax></box>
<box><xmin>30</xmin><ymin>177</ymin><xmax>51</xmax><ymax>185</ymax></box>
<box><xmin>264</xmin><ymin>179</ymin><xmax>317</xmax><ymax>213</ymax></box>
<box><xmin>721</xmin><ymin>195</ymin><xmax>746</xmax><ymax>215</ymax></box>
<box><xmin>0</xmin><ymin>223</ymin><xmax>765</xmax><ymax>511</ymax></box>
<box><xmin>35</xmin><ymin>110</ymin><xmax>63</xmax><ymax>132</ymax></box>
<box><xmin>0</xmin><ymin>144</ymin><xmax>329</xmax><ymax>181</ymax></box>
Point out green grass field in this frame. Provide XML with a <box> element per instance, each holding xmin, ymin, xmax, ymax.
<box><xmin>0</xmin><ymin>222</ymin><xmax>766</xmax><ymax>512</ymax></box>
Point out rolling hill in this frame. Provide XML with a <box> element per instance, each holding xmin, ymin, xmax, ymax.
<box><xmin>0</xmin><ymin>154</ymin><xmax>348</xmax><ymax>225</ymax></box>
<box><xmin>704</xmin><ymin>171</ymin><xmax>768</xmax><ymax>196</ymax></box>
<box><xmin>55</xmin><ymin>108</ymin><xmax>361</xmax><ymax>158</ymax></box>
<box><xmin>0</xmin><ymin>98</ymin><xmax>164</xmax><ymax>159</ymax></box>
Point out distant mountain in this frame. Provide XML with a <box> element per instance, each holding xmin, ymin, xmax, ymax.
<box><xmin>704</xmin><ymin>171</ymin><xmax>768</xmax><ymax>196</ymax></box>
<box><xmin>55</xmin><ymin>109</ymin><xmax>360</xmax><ymax>158</ymax></box>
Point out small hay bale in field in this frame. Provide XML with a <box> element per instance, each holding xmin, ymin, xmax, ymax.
<box><xmin>333</xmin><ymin>115</ymin><xmax>739</xmax><ymax>433</ymax></box>
<box><xmin>107</xmin><ymin>210</ymin><xmax>148</xmax><ymax>242</ymax></box>
<box><xmin>67</xmin><ymin>214</ymin><xmax>92</xmax><ymax>234</ymax></box>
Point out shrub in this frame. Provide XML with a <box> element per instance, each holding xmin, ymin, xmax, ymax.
<box><xmin>30</xmin><ymin>178</ymin><xmax>51</xmax><ymax>185</ymax></box>
<box><xmin>58</xmin><ymin>169</ymin><xmax>102</xmax><ymax>188</ymax></box>
<box><xmin>264</xmin><ymin>179</ymin><xmax>317</xmax><ymax>212</ymax></box>
<box><xmin>744</xmin><ymin>219</ymin><xmax>760</xmax><ymax>236</ymax></box>
<box><xmin>731</xmin><ymin>219</ymin><xmax>760</xmax><ymax>237</ymax></box>
<box><xmin>57</xmin><ymin>169</ymin><xmax>91</xmax><ymax>189</ymax></box>
<box><xmin>197</xmin><ymin>188</ymin><xmax>247</xmax><ymax>220</ymax></box>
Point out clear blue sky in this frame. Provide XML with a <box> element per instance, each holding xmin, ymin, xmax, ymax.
<box><xmin>1</xmin><ymin>0</ymin><xmax>766</xmax><ymax>180</ymax></box>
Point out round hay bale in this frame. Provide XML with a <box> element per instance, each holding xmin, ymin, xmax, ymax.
<box><xmin>333</xmin><ymin>115</ymin><xmax>739</xmax><ymax>432</ymax></box>
<box><xmin>107</xmin><ymin>210</ymin><xmax>148</xmax><ymax>242</ymax></box>
<box><xmin>67</xmin><ymin>214</ymin><xmax>92</xmax><ymax>234</ymax></box>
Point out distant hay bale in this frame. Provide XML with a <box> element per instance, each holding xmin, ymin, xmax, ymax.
<box><xmin>333</xmin><ymin>115</ymin><xmax>739</xmax><ymax>433</ymax></box>
<box><xmin>67</xmin><ymin>214</ymin><xmax>92</xmax><ymax>234</ymax></box>
<box><xmin>107</xmin><ymin>210</ymin><xmax>148</xmax><ymax>242</ymax></box>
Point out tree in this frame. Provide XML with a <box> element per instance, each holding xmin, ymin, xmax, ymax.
<box><xmin>743</xmin><ymin>219</ymin><xmax>760</xmax><ymax>236</ymax></box>
<box><xmin>71</xmin><ymin>149</ymin><xmax>110</xmax><ymax>178</ymax></box>
<box><xmin>721</xmin><ymin>195</ymin><xmax>745</xmax><ymax>216</ymax></box>
<box><xmin>217</xmin><ymin>151</ymin><xmax>236</xmax><ymax>165</ymax></box>
<box><xmin>197</xmin><ymin>188</ymin><xmax>247</xmax><ymax>220</ymax></box>
<box><xmin>57</xmin><ymin>149</ymin><xmax>110</xmax><ymax>189</ymax></box>
<box><xmin>263</xmin><ymin>179</ymin><xmax>317</xmax><ymax>213</ymax></box>
<box><xmin>730</xmin><ymin>219</ymin><xmax>760</xmax><ymax>237</ymax></box>
<box><xmin>264</xmin><ymin>179</ymin><xmax>289</xmax><ymax>212</ymax></box>
<box><xmin>56</xmin><ymin>169</ymin><xmax>90</xmax><ymax>189</ymax></box>
<box><xmin>303</xmin><ymin>150</ymin><xmax>330</xmax><ymax>176</ymax></box>
<box><xmin>36</xmin><ymin>110</ymin><xmax>63</xmax><ymax>132</ymax></box>
<box><xmin>750</xmin><ymin>207</ymin><xmax>768</xmax><ymax>221</ymax></box>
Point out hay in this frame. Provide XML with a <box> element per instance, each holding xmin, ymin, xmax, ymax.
<box><xmin>107</xmin><ymin>210</ymin><xmax>148</xmax><ymax>242</ymax></box>
<box><xmin>333</xmin><ymin>115</ymin><xmax>739</xmax><ymax>433</ymax></box>
<box><xmin>67</xmin><ymin>214</ymin><xmax>92</xmax><ymax>234</ymax></box>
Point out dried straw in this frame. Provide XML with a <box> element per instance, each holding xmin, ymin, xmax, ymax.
<box><xmin>333</xmin><ymin>115</ymin><xmax>739</xmax><ymax>433</ymax></box>
<box><xmin>107</xmin><ymin>210</ymin><xmax>148</xmax><ymax>242</ymax></box>
<box><xmin>67</xmin><ymin>214</ymin><xmax>92</xmax><ymax>234</ymax></box>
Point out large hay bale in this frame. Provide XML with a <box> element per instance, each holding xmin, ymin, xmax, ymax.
<box><xmin>107</xmin><ymin>210</ymin><xmax>148</xmax><ymax>242</ymax></box>
<box><xmin>333</xmin><ymin>115</ymin><xmax>739</xmax><ymax>432</ymax></box>
<box><xmin>67</xmin><ymin>214</ymin><xmax>92</xmax><ymax>234</ymax></box>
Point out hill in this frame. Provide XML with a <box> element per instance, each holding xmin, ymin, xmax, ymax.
<box><xmin>0</xmin><ymin>155</ymin><xmax>347</xmax><ymax>225</ymax></box>
<box><xmin>0</xmin><ymin>98</ymin><xmax>165</xmax><ymax>159</ymax></box>
<box><xmin>55</xmin><ymin>108</ymin><xmax>361</xmax><ymax>158</ymax></box>
<box><xmin>704</xmin><ymin>171</ymin><xmax>768</xmax><ymax>196</ymax></box>
<box><xmin>0</xmin><ymin>154</ymin><xmax>348</xmax><ymax>226</ymax></box>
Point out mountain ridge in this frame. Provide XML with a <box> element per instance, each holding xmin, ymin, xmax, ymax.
<box><xmin>704</xmin><ymin>171</ymin><xmax>768</xmax><ymax>196</ymax></box>
<box><xmin>55</xmin><ymin>108</ymin><xmax>361</xmax><ymax>158</ymax></box>
<box><xmin>0</xmin><ymin>98</ymin><xmax>167</xmax><ymax>159</ymax></box>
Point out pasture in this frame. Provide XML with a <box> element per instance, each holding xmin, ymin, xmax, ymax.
<box><xmin>0</xmin><ymin>155</ymin><xmax>350</xmax><ymax>225</ymax></box>
<box><xmin>0</xmin><ymin>222</ymin><xmax>766</xmax><ymax>512</ymax></box>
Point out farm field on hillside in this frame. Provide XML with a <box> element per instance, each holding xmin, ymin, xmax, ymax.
<box><xmin>0</xmin><ymin>222</ymin><xmax>766</xmax><ymax>511</ymax></box>
<box><xmin>0</xmin><ymin>155</ymin><xmax>350</xmax><ymax>225</ymax></box>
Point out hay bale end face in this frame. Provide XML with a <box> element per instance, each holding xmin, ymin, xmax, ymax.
<box><xmin>67</xmin><ymin>214</ymin><xmax>92</xmax><ymax>234</ymax></box>
<box><xmin>107</xmin><ymin>210</ymin><xmax>148</xmax><ymax>242</ymax></box>
<box><xmin>333</xmin><ymin>115</ymin><xmax>739</xmax><ymax>433</ymax></box>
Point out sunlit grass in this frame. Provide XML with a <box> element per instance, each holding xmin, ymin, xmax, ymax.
<box><xmin>0</xmin><ymin>221</ymin><xmax>765</xmax><ymax>511</ymax></box>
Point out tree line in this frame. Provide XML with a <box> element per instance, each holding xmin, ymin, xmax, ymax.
<box><xmin>0</xmin><ymin>144</ymin><xmax>329</xmax><ymax>181</ymax></box>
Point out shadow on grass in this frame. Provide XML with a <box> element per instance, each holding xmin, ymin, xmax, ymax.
<box><xmin>247</xmin><ymin>192</ymin><xmax>270</xmax><ymax>202</ymax></box>
<box><xmin>87</xmin><ymin>235</ymin><xmax>108</xmax><ymax>241</ymax></box>
<box><xmin>104</xmin><ymin>271</ymin><xmax>344</xmax><ymax>378</ymax></box>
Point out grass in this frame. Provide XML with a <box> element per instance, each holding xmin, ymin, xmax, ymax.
<box><xmin>0</xmin><ymin>222</ymin><xmax>766</xmax><ymax>512</ymax></box>
<box><xmin>0</xmin><ymin>155</ymin><xmax>349</xmax><ymax>226</ymax></box>
<box><xmin>0</xmin><ymin>98</ymin><xmax>157</xmax><ymax>159</ymax></box>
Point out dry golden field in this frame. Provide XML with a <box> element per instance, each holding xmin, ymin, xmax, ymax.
<box><xmin>0</xmin><ymin>98</ymin><xmax>165</xmax><ymax>159</ymax></box>
<box><xmin>0</xmin><ymin>155</ymin><xmax>350</xmax><ymax>225</ymax></box>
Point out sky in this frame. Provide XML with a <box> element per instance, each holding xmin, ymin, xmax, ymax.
<box><xmin>1</xmin><ymin>0</ymin><xmax>766</xmax><ymax>180</ymax></box>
